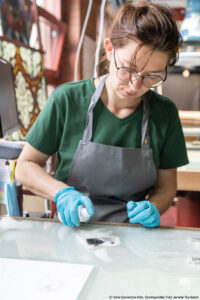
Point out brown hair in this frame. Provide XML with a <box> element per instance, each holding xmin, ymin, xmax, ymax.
<box><xmin>97</xmin><ymin>1</ymin><xmax>182</xmax><ymax>76</ymax></box>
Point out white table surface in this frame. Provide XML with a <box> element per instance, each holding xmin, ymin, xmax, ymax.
<box><xmin>0</xmin><ymin>218</ymin><xmax>200</xmax><ymax>299</ymax></box>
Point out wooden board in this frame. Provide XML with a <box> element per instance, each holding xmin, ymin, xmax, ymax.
<box><xmin>177</xmin><ymin>169</ymin><xmax>200</xmax><ymax>191</ymax></box>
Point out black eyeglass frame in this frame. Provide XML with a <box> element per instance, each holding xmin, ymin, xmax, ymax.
<box><xmin>113</xmin><ymin>48</ymin><xmax>168</xmax><ymax>88</ymax></box>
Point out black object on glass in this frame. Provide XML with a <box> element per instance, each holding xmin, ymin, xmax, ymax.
<box><xmin>86</xmin><ymin>237</ymin><xmax>115</xmax><ymax>247</ymax></box>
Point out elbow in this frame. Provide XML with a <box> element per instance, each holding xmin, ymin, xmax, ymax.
<box><xmin>15</xmin><ymin>160</ymin><xmax>25</xmax><ymax>185</ymax></box>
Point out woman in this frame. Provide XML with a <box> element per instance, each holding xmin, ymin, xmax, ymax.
<box><xmin>15</xmin><ymin>1</ymin><xmax>188</xmax><ymax>228</ymax></box>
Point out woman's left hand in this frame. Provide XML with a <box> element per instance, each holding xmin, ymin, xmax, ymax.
<box><xmin>127</xmin><ymin>200</ymin><xmax>160</xmax><ymax>228</ymax></box>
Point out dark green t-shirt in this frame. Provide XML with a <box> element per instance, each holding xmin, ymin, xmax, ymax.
<box><xmin>25</xmin><ymin>78</ymin><xmax>189</xmax><ymax>182</ymax></box>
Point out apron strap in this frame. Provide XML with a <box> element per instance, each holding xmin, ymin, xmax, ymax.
<box><xmin>82</xmin><ymin>74</ymin><xmax>109</xmax><ymax>142</ymax></box>
<box><xmin>141</xmin><ymin>94</ymin><xmax>150</xmax><ymax>149</ymax></box>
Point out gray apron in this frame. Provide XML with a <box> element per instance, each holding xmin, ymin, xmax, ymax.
<box><xmin>67</xmin><ymin>74</ymin><xmax>157</xmax><ymax>222</ymax></box>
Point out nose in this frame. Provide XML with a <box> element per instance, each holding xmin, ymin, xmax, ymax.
<box><xmin>129</xmin><ymin>75</ymin><xmax>143</xmax><ymax>89</ymax></box>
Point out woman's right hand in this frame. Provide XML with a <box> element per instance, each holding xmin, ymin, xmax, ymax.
<box><xmin>54</xmin><ymin>186</ymin><xmax>94</xmax><ymax>227</ymax></box>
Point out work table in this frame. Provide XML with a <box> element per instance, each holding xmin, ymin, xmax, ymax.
<box><xmin>0</xmin><ymin>217</ymin><xmax>200</xmax><ymax>299</ymax></box>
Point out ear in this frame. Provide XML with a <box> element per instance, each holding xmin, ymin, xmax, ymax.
<box><xmin>104</xmin><ymin>38</ymin><xmax>113</xmax><ymax>62</ymax></box>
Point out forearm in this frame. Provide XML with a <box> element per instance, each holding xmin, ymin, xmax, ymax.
<box><xmin>15</xmin><ymin>161</ymin><xmax>68</xmax><ymax>201</ymax></box>
<box><xmin>150</xmin><ymin>185</ymin><xmax>176</xmax><ymax>215</ymax></box>
<box><xmin>149</xmin><ymin>168</ymin><xmax>177</xmax><ymax>215</ymax></box>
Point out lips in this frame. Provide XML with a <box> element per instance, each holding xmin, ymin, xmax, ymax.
<box><xmin>124</xmin><ymin>90</ymin><xmax>136</xmax><ymax>96</ymax></box>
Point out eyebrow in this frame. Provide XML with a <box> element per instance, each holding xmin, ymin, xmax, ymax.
<box><xmin>121</xmin><ymin>60</ymin><xmax>163</xmax><ymax>73</ymax></box>
<box><xmin>124</xmin><ymin>64</ymin><xmax>164</xmax><ymax>74</ymax></box>
<box><xmin>118</xmin><ymin>54</ymin><xmax>164</xmax><ymax>74</ymax></box>
<box><xmin>145</xmin><ymin>70</ymin><xmax>164</xmax><ymax>74</ymax></box>
<box><xmin>125</xmin><ymin>65</ymin><xmax>164</xmax><ymax>74</ymax></box>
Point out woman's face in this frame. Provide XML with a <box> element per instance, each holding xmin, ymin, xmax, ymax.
<box><xmin>105</xmin><ymin>39</ymin><xmax>169</xmax><ymax>102</ymax></box>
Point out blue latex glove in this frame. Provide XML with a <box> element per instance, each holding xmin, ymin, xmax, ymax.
<box><xmin>54</xmin><ymin>186</ymin><xmax>94</xmax><ymax>227</ymax></box>
<box><xmin>127</xmin><ymin>200</ymin><xmax>160</xmax><ymax>228</ymax></box>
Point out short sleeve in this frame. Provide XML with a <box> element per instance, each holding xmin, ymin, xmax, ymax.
<box><xmin>159</xmin><ymin>106</ymin><xmax>189</xmax><ymax>169</ymax></box>
<box><xmin>25</xmin><ymin>91</ymin><xmax>66</xmax><ymax>155</ymax></box>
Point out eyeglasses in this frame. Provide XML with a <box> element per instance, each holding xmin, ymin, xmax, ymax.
<box><xmin>113</xmin><ymin>48</ymin><xmax>167</xmax><ymax>88</ymax></box>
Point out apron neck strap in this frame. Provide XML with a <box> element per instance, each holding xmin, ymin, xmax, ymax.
<box><xmin>141</xmin><ymin>94</ymin><xmax>150</xmax><ymax>149</ymax></box>
<box><xmin>83</xmin><ymin>74</ymin><xmax>109</xmax><ymax>142</ymax></box>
